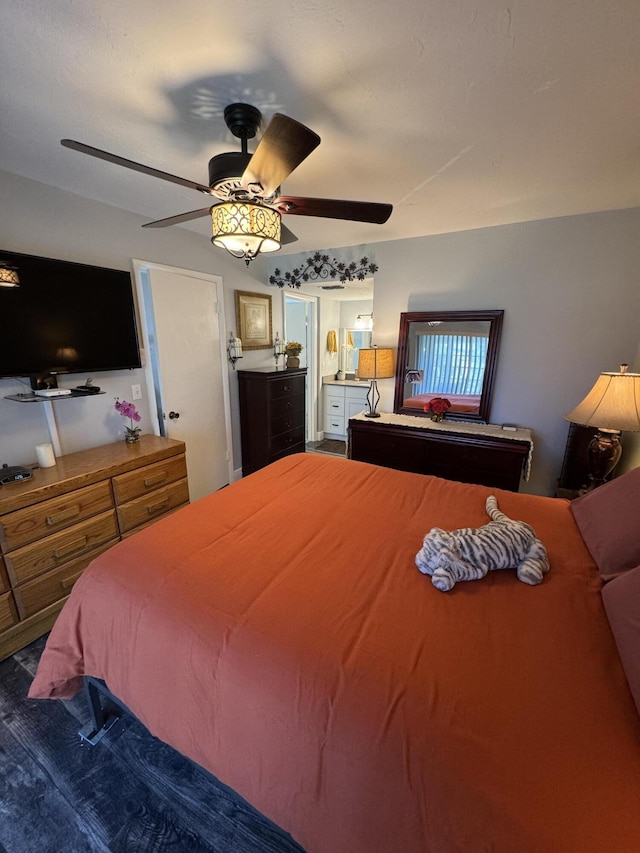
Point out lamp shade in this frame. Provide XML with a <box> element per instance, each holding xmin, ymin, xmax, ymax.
<box><xmin>211</xmin><ymin>202</ymin><xmax>281</xmax><ymax>264</ymax></box>
<box><xmin>357</xmin><ymin>347</ymin><xmax>394</xmax><ymax>379</ymax></box>
<box><xmin>565</xmin><ymin>366</ymin><xmax>640</xmax><ymax>432</ymax></box>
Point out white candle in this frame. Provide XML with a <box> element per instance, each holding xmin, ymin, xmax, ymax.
<box><xmin>36</xmin><ymin>443</ymin><xmax>56</xmax><ymax>468</ymax></box>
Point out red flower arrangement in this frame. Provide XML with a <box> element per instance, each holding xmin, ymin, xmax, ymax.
<box><xmin>424</xmin><ymin>397</ymin><xmax>452</xmax><ymax>422</ymax></box>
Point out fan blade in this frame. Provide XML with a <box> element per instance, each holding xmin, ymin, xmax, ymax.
<box><xmin>142</xmin><ymin>208</ymin><xmax>212</xmax><ymax>228</ymax></box>
<box><xmin>274</xmin><ymin>196</ymin><xmax>392</xmax><ymax>224</ymax></box>
<box><xmin>241</xmin><ymin>115</ymin><xmax>320</xmax><ymax>198</ymax></box>
<box><xmin>280</xmin><ymin>222</ymin><xmax>298</xmax><ymax>245</ymax></box>
<box><xmin>61</xmin><ymin>139</ymin><xmax>214</xmax><ymax>195</ymax></box>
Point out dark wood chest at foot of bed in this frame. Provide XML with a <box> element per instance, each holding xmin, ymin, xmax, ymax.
<box><xmin>349</xmin><ymin>416</ymin><xmax>531</xmax><ymax>491</ymax></box>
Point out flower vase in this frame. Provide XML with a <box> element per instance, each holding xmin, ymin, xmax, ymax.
<box><xmin>430</xmin><ymin>413</ymin><xmax>445</xmax><ymax>423</ymax></box>
<box><xmin>286</xmin><ymin>355</ymin><xmax>300</xmax><ymax>369</ymax></box>
<box><xmin>125</xmin><ymin>431</ymin><xmax>141</xmax><ymax>444</ymax></box>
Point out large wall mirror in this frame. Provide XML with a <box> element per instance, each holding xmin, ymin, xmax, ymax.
<box><xmin>393</xmin><ymin>310</ymin><xmax>504</xmax><ymax>423</ymax></box>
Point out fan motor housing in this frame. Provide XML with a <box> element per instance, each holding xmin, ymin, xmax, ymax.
<box><xmin>208</xmin><ymin>152</ymin><xmax>251</xmax><ymax>188</ymax></box>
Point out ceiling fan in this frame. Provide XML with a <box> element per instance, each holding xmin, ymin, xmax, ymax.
<box><xmin>61</xmin><ymin>103</ymin><xmax>393</xmax><ymax>264</ymax></box>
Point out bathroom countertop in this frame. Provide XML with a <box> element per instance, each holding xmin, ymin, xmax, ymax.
<box><xmin>322</xmin><ymin>377</ymin><xmax>371</xmax><ymax>388</ymax></box>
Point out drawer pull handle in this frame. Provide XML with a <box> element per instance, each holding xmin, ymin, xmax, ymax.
<box><xmin>143</xmin><ymin>472</ymin><xmax>168</xmax><ymax>488</ymax></box>
<box><xmin>147</xmin><ymin>497</ymin><xmax>169</xmax><ymax>515</ymax></box>
<box><xmin>46</xmin><ymin>506</ymin><xmax>81</xmax><ymax>526</ymax></box>
<box><xmin>53</xmin><ymin>536</ymin><xmax>88</xmax><ymax>559</ymax></box>
<box><xmin>60</xmin><ymin>570</ymin><xmax>83</xmax><ymax>590</ymax></box>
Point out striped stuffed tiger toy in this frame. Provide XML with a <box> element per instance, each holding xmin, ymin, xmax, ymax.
<box><xmin>415</xmin><ymin>495</ymin><xmax>550</xmax><ymax>592</ymax></box>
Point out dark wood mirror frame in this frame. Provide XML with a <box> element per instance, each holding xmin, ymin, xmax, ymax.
<box><xmin>393</xmin><ymin>310</ymin><xmax>504</xmax><ymax>423</ymax></box>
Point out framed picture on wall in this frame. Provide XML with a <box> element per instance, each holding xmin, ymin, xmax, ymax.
<box><xmin>235</xmin><ymin>290</ymin><xmax>273</xmax><ymax>350</ymax></box>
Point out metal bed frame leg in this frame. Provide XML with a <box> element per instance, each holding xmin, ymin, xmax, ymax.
<box><xmin>78</xmin><ymin>677</ymin><xmax>123</xmax><ymax>746</ymax></box>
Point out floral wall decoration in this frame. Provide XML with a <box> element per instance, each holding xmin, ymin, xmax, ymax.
<box><xmin>267</xmin><ymin>248</ymin><xmax>378</xmax><ymax>290</ymax></box>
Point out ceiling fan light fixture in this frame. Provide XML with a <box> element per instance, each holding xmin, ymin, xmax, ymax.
<box><xmin>0</xmin><ymin>261</ymin><xmax>20</xmax><ymax>287</ymax></box>
<box><xmin>211</xmin><ymin>202</ymin><xmax>281</xmax><ymax>265</ymax></box>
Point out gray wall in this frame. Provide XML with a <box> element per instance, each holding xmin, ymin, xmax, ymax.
<box><xmin>370</xmin><ymin>209</ymin><xmax>640</xmax><ymax>494</ymax></box>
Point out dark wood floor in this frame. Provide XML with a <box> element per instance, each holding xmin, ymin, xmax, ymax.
<box><xmin>0</xmin><ymin>637</ymin><xmax>306</xmax><ymax>853</ymax></box>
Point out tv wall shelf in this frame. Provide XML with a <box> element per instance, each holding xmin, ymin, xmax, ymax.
<box><xmin>4</xmin><ymin>391</ymin><xmax>106</xmax><ymax>402</ymax></box>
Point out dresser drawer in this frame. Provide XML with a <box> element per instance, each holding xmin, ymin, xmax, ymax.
<box><xmin>117</xmin><ymin>479</ymin><xmax>190</xmax><ymax>534</ymax></box>
<box><xmin>351</xmin><ymin>428</ymin><xmax>427</xmax><ymax>473</ymax></box>
<box><xmin>112</xmin><ymin>454</ymin><xmax>188</xmax><ymax>505</ymax></box>
<box><xmin>0</xmin><ymin>554</ymin><xmax>8</xmax><ymax>594</ymax></box>
<box><xmin>268</xmin><ymin>375</ymin><xmax>305</xmax><ymax>400</ymax></box>
<box><xmin>13</xmin><ymin>541</ymin><xmax>115</xmax><ymax>619</ymax></box>
<box><xmin>271</xmin><ymin>409</ymin><xmax>304</xmax><ymax>438</ymax></box>
<box><xmin>325</xmin><ymin>414</ymin><xmax>345</xmax><ymax>435</ymax></box>
<box><xmin>4</xmin><ymin>510</ymin><xmax>119</xmax><ymax>586</ymax></box>
<box><xmin>269</xmin><ymin>425</ymin><xmax>305</xmax><ymax>457</ymax></box>
<box><xmin>0</xmin><ymin>481</ymin><xmax>114</xmax><ymax>552</ymax></box>
<box><xmin>0</xmin><ymin>591</ymin><xmax>18</xmax><ymax>632</ymax></box>
<box><xmin>326</xmin><ymin>395</ymin><xmax>345</xmax><ymax>416</ymax></box>
<box><xmin>270</xmin><ymin>392</ymin><xmax>305</xmax><ymax>421</ymax></box>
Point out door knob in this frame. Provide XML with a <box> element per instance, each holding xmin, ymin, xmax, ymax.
<box><xmin>168</xmin><ymin>411</ymin><xmax>180</xmax><ymax>419</ymax></box>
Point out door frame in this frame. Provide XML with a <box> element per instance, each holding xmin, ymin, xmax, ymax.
<box><xmin>132</xmin><ymin>259</ymin><xmax>235</xmax><ymax>486</ymax></box>
<box><xmin>283</xmin><ymin>290</ymin><xmax>319</xmax><ymax>442</ymax></box>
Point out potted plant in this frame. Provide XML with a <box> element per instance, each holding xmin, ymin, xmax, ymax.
<box><xmin>284</xmin><ymin>341</ymin><xmax>303</xmax><ymax>369</ymax></box>
<box><xmin>115</xmin><ymin>398</ymin><xmax>142</xmax><ymax>443</ymax></box>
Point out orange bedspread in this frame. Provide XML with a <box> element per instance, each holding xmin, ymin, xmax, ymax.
<box><xmin>29</xmin><ymin>454</ymin><xmax>640</xmax><ymax>853</ymax></box>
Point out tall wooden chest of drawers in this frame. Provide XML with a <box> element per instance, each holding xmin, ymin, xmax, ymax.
<box><xmin>0</xmin><ymin>435</ymin><xmax>189</xmax><ymax>660</ymax></box>
<box><xmin>237</xmin><ymin>367</ymin><xmax>307</xmax><ymax>476</ymax></box>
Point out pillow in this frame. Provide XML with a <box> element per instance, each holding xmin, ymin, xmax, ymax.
<box><xmin>601</xmin><ymin>565</ymin><xmax>640</xmax><ymax>718</ymax></box>
<box><xmin>570</xmin><ymin>466</ymin><xmax>640</xmax><ymax>580</ymax></box>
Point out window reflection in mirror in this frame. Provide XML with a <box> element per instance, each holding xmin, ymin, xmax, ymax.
<box><xmin>394</xmin><ymin>310</ymin><xmax>503</xmax><ymax>423</ymax></box>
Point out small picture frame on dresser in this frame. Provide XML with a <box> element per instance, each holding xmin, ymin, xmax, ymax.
<box><xmin>235</xmin><ymin>290</ymin><xmax>273</xmax><ymax>350</ymax></box>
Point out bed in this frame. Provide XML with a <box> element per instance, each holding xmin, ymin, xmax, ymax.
<box><xmin>29</xmin><ymin>453</ymin><xmax>640</xmax><ymax>853</ymax></box>
<box><xmin>402</xmin><ymin>392</ymin><xmax>481</xmax><ymax>414</ymax></box>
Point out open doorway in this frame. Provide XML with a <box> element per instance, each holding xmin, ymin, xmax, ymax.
<box><xmin>283</xmin><ymin>292</ymin><xmax>318</xmax><ymax>443</ymax></box>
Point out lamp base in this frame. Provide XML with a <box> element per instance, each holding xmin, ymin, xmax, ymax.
<box><xmin>585</xmin><ymin>428</ymin><xmax>622</xmax><ymax>491</ymax></box>
<box><xmin>365</xmin><ymin>379</ymin><xmax>381</xmax><ymax>419</ymax></box>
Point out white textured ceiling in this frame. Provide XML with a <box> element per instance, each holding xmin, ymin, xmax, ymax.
<box><xmin>2</xmin><ymin>0</ymin><xmax>639</xmax><ymax>256</ymax></box>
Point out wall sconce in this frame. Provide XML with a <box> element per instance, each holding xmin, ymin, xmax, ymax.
<box><xmin>0</xmin><ymin>261</ymin><xmax>20</xmax><ymax>287</ymax></box>
<box><xmin>211</xmin><ymin>203</ymin><xmax>281</xmax><ymax>266</ymax></box>
<box><xmin>227</xmin><ymin>333</ymin><xmax>243</xmax><ymax>369</ymax></box>
<box><xmin>404</xmin><ymin>369</ymin><xmax>424</xmax><ymax>384</ymax></box>
<box><xmin>357</xmin><ymin>346</ymin><xmax>395</xmax><ymax>418</ymax></box>
<box><xmin>565</xmin><ymin>363</ymin><xmax>640</xmax><ymax>489</ymax></box>
<box><xmin>273</xmin><ymin>332</ymin><xmax>285</xmax><ymax>367</ymax></box>
<box><xmin>355</xmin><ymin>313</ymin><xmax>373</xmax><ymax>331</ymax></box>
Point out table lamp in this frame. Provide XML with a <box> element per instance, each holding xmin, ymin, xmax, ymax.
<box><xmin>357</xmin><ymin>346</ymin><xmax>395</xmax><ymax>418</ymax></box>
<box><xmin>565</xmin><ymin>363</ymin><xmax>640</xmax><ymax>490</ymax></box>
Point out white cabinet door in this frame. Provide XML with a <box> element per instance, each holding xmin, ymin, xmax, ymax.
<box><xmin>346</xmin><ymin>386</ymin><xmax>370</xmax><ymax>420</ymax></box>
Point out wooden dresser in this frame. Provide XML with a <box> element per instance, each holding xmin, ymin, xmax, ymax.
<box><xmin>0</xmin><ymin>435</ymin><xmax>189</xmax><ymax>660</ymax></box>
<box><xmin>237</xmin><ymin>367</ymin><xmax>307</xmax><ymax>476</ymax></box>
<box><xmin>349</xmin><ymin>414</ymin><xmax>532</xmax><ymax>491</ymax></box>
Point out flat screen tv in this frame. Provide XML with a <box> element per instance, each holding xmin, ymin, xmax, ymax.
<box><xmin>0</xmin><ymin>249</ymin><xmax>141</xmax><ymax>389</ymax></box>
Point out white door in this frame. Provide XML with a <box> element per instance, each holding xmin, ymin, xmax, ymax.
<box><xmin>133</xmin><ymin>261</ymin><xmax>233</xmax><ymax>501</ymax></box>
<box><xmin>284</xmin><ymin>292</ymin><xmax>318</xmax><ymax>442</ymax></box>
